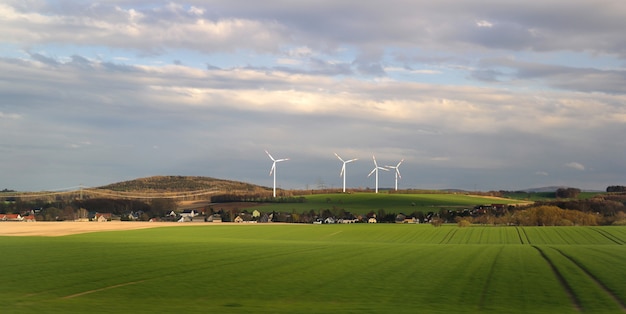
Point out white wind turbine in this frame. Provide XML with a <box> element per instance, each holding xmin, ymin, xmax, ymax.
<box><xmin>386</xmin><ymin>159</ymin><xmax>404</xmax><ymax>191</ymax></box>
<box><xmin>334</xmin><ymin>153</ymin><xmax>358</xmax><ymax>193</ymax></box>
<box><xmin>367</xmin><ymin>155</ymin><xmax>389</xmax><ymax>193</ymax></box>
<box><xmin>265</xmin><ymin>150</ymin><xmax>289</xmax><ymax>197</ymax></box>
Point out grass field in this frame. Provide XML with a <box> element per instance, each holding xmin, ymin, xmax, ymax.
<box><xmin>226</xmin><ymin>192</ymin><xmax>528</xmax><ymax>215</ymax></box>
<box><xmin>2</xmin><ymin>224</ymin><xmax>625</xmax><ymax>313</ymax></box>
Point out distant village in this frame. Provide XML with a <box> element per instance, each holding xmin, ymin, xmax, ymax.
<box><xmin>0</xmin><ymin>204</ymin><xmax>510</xmax><ymax>225</ymax></box>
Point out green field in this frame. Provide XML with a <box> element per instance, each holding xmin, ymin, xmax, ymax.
<box><xmin>2</xmin><ymin>225</ymin><xmax>626</xmax><ymax>313</ymax></box>
<box><xmin>233</xmin><ymin>192</ymin><xmax>527</xmax><ymax>215</ymax></box>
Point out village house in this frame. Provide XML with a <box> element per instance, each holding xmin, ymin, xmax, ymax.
<box><xmin>234</xmin><ymin>213</ymin><xmax>255</xmax><ymax>223</ymax></box>
<box><xmin>179</xmin><ymin>210</ymin><xmax>198</xmax><ymax>221</ymax></box>
<box><xmin>1</xmin><ymin>214</ymin><xmax>23</xmax><ymax>221</ymax></box>
<box><xmin>94</xmin><ymin>213</ymin><xmax>111</xmax><ymax>222</ymax></box>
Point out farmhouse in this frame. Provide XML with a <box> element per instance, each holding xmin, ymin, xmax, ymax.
<box><xmin>1</xmin><ymin>214</ymin><xmax>23</xmax><ymax>221</ymax></box>
<box><xmin>180</xmin><ymin>210</ymin><xmax>198</xmax><ymax>221</ymax></box>
<box><xmin>94</xmin><ymin>213</ymin><xmax>111</xmax><ymax>222</ymax></box>
<box><xmin>234</xmin><ymin>213</ymin><xmax>254</xmax><ymax>223</ymax></box>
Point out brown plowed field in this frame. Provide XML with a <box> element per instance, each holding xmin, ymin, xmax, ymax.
<box><xmin>0</xmin><ymin>221</ymin><xmax>210</xmax><ymax>237</ymax></box>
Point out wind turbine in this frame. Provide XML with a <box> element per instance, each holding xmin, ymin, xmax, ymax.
<box><xmin>265</xmin><ymin>150</ymin><xmax>289</xmax><ymax>197</ymax></box>
<box><xmin>367</xmin><ymin>155</ymin><xmax>389</xmax><ymax>193</ymax></box>
<box><xmin>335</xmin><ymin>153</ymin><xmax>358</xmax><ymax>193</ymax></box>
<box><xmin>386</xmin><ymin>159</ymin><xmax>404</xmax><ymax>191</ymax></box>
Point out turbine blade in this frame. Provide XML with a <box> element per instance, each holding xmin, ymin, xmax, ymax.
<box><xmin>379</xmin><ymin>167</ymin><xmax>390</xmax><ymax>171</ymax></box>
<box><xmin>340</xmin><ymin>164</ymin><xmax>345</xmax><ymax>177</ymax></box>
<box><xmin>367</xmin><ymin>168</ymin><xmax>376</xmax><ymax>177</ymax></box>
<box><xmin>397</xmin><ymin>159</ymin><xmax>404</xmax><ymax>167</ymax></box>
<box><xmin>265</xmin><ymin>150</ymin><xmax>275</xmax><ymax>161</ymax></box>
<box><xmin>276</xmin><ymin>158</ymin><xmax>289</xmax><ymax>162</ymax></box>
<box><xmin>372</xmin><ymin>155</ymin><xmax>378</xmax><ymax>167</ymax></box>
<box><xmin>334</xmin><ymin>153</ymin><xmax>344</xmax><ymax>162</ymax></box>
<box><xmin>346</xmin><ymin>158</ymin><xmax>357</xmax><ymax>163</ymax></box>
<box><xmin>269</xmin><ymin>163</ymin><xmax>275</xmax><ymax>176</ymax></box>
<box><xmin>396</xmin><ymin>168</ymin><xmax>402</xmax><ymax>178</ymax></box>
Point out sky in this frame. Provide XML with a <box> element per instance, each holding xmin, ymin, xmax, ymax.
<box><xmin>2</xmin><ymin>0</ymin><xmax>626</xmax><ymax>192</ymax></box>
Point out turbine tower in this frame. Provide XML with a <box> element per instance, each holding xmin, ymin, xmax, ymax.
<box><xmin>367</xmin><ymin>155</ymin><xmax>389</xmax><ymax>193</ymax></box>
<box><xmin>265</xmin><ymin>150</ymin><xmax>289</xmax><ymax>197</ymax></box>
<box><xmin>335</xmin><ymin>153</ymin><xmax>358</xmax><ymax>193</ymax></box>
<box><xmin>386</xmin><ymin>159</ymin><xmax>404</xmax><ymax>191</ymax></box>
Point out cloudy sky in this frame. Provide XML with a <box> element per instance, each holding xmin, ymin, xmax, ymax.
<box><xmin>2</xmin><ymin>0</ymin><xmax>626</xmax><ymax>192</ymax></box>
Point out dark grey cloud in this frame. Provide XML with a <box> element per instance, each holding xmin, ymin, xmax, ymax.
<box><xmin>29</xmin><ymin>52</ymin><xmax>60</xmax><ymax>66</ymax></box>
<box><xmin>5</xmin><ymin>1</ymin><xmax>626</xmax><ymax>58</ymax></box>
<box><xmin>474</xmin><ymin>57</ymin><xmax>626</xmax><ymax>94</ymax></box>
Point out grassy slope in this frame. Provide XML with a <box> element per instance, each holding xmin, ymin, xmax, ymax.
<box><xmin>238</xmin><ymin>192</ymin><xmax>527</xmax><ymax>215</ymax></box>
<box><xmin>1</xmin><ymin>225</ymin><xmax>625</xmax><ymax>313</ymax></box>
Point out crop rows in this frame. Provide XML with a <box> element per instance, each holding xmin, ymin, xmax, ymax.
<box><xmin>1</xmin><ymin>225</ymin><xmax>625</xmax><ymax>313</ymax></box>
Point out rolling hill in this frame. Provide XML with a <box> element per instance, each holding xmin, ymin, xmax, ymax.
<box><xmin>97</xmin><ymin>175</ymin><xmax>268</xmax><ymax>193</ymax></box>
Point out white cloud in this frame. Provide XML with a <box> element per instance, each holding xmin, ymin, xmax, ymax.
<box><xmin>565</xmin><ymin>162</ymin><xmax>585</xmax><ymax>171</ymax></box>
<box><xmin>0</xmin><ymin>112</ymin><xmax>21</xmax><ymax>120</ymax></box>
<box><xmin>476</xmin><ymin>20</ymin><xmax>493</xmax><ymax>28</ymax></box>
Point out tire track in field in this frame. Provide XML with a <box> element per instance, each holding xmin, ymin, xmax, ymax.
<box><xmin>531</xmin><ymin>246</ymin><xmax>582</xmax><ymax>312</ymax></box>
<box><xmin>478</xmin><ymin>246</ymin><xmax>504</xmax><ymax>310</ymax></box>
<box><xmin>515</xmin><ymin>227</ymin><xmax>526</xmax><ymax>244</ymax></box>
<box><xmin>591</xmin><ymin>227</ymin><xmax>625</xmax><ymax>245</ymax></box>
<box><xmin>439</xmin><ymin>228</ymin><xmax>457</xmax><ymax>244</ymax></box>
<box><xmin>60</xmin><ymin>246</ymin><xmax>326</xmax><ymax>300</ymax></box>
<box><xmin>478</xmin><ymin>227</ymin><xmax>485</xmax><ymax>244</ymax></box>
<box><xmin>515</xmin><ymin>227</ymin><xmax>531</xmax><ymax>244</ymax></box>
<box><xmin>551</xmin><ymin>247</ymin><xmax>626</xmax><ymax>311</ymax></box>
<box><xmin>62</xmin><ymin>280</ymin><xmax>147</xmax><ymax>299</ymax></box>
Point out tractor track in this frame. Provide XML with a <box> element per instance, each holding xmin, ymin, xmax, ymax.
<box><xmin>515</xmin><ymin>226</ymin><xmax>530</xmax><ymax>244</ymax></box>
<box><xmin>439</xmin><ymin>228</ymin><xmax>458</xmax><ymax>244</ymax></box>
<box><xmin>478</xmin><ymin>246</ymin><xmax>504</xmax><ymax>310</ymax></box>
<box><xmin>531</xmin><ymin>245</ymin><xmax>582</xmax><ymax>312</ymax></box>
<box><xmin>551</xmin><ymin>247</ymin><xmax>626</xmax><ymax>312</ymax></box>
<box><xmin>591</xmin><ymin>227</ymin><xmax>625</xmax><ymax>245</ymax></box>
